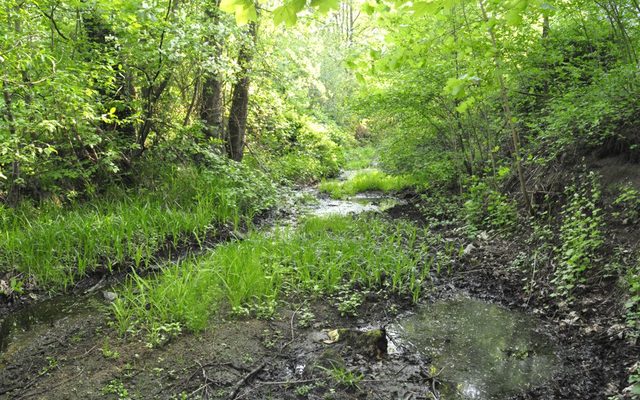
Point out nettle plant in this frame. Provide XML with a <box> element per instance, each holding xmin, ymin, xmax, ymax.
<box><xmin>553</xmin><ymin>172</ymin><xmax>604</xmax><ymax>299</ymax></box>
<box><xmin>612</xmin><ymin>184</ymin><xmax>640</xmax><ymax>225</ymax></box>
<box><xmin>463</xmin><ymin>176</ymin><xmax>518</xmax><ymax>234</ymax></box>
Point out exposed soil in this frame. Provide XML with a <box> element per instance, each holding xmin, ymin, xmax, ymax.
<box><xmin>1</xmin><ymin>195</ymin><xmax>638</xmax><ymax>399</ymax></box>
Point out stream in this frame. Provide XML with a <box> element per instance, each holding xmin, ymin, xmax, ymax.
<box><xmin>0</xmin><ymin>181</ymin><xmax>562</xmax><ymax>399</ymax></box>
<box><xmin>0</xmin><ymin>184</ymin><xmax>395</xmax><ymax>359</ymax></box>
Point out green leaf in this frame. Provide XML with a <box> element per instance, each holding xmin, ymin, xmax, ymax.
<box><xmin>219</xmin><ymin>0</ymin><xmax>257</xmax><ymax>24</ymax></box>
<box><xmin>273</xmin><ymin>4</ymin><xmax>298</xmax><ymax>26</ymax></box>
<box><xmin>236</xmin><ymin>3</ymin><xmax>257</xmax><ymax>24</ymax></box>
<box><xmin>219</xmin><ymin>0</ymin><xmax>247</xmax><ymax>13</ymax></box>
<box><xmin>311</xmin><ymin>0</ymin><xmax>339</xmax><ymax>14</ymax></box>
<box><xmin>412</xmin><ymin>1</ymin><xmax>441</xmax><ymax>16</ymax></box>
<box><xmin>361</xmin><ymin>2</ymin><xmax>375</xmax><ymax>15</ymax></box>
<box><xmin>505</xmin><ymin>9</ymin><xmax>523</xmax><ymax>26</ymax></box>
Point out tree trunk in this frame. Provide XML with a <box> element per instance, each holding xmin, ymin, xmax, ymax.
<box><xmin>200</xmin><ymin>4</ymin><xmax>226</xmax><ymax>141</ymax></box>
<box><xmin>227</xmin><ymin>23</ymin><xmax>256</xmax><ymax>162</ymax></box>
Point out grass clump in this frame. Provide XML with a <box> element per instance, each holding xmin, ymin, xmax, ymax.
<box><xmin>113</xmin><ymin>215</ymin><xmax>429</xmax><ymax>338</ymax></box>
<box><xmin>0</xmin><ymin>165</ymin><xmax>276</xmax><ymax>291</ymax></box>
<box><xmin>319</xmin><ymin>169</ymin><xmax>413</xmax><ymax>199</ymax></box>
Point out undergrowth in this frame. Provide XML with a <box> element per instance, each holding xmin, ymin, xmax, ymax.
<box><xmin>0</xmin><ymin>165</ymin><xmax>276</xmax><ymax>291</ymax></box>
<box><xmin>112</xmin><ymin>215</ymin><xmax>431</xmax><ymax>339</ymax></box>
<box><xmin>319</xmin><ymin>169</ymin><xmax>413</xmax><ymax>199</ymax></box>
<box><xmin>552</xmin><ymin>173</ymin><xmax>603</xmax><ymax>300</ymax></box>
<box><xmin>342</xmin><ymin>145</ymin><xmax>377</xmax><ymax>170</ymax></box>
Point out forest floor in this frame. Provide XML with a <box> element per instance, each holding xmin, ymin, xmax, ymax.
<box><xmin>0</xmin><ymin>180</ymin><xmax>638</xmax><ymax>400</ymax></box>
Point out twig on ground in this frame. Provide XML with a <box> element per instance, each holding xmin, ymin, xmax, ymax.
<box><xmin>226</xmin><ymin>361</ymin><xmax>266</xmax><ymax>400</ymax></box>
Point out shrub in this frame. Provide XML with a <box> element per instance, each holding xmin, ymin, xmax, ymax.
<box><xmin>463</xmin><ymin>177</ymin><xmax>517</xmax><ymax>233</ymax></box>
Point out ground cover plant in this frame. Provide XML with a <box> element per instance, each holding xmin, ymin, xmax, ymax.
<box><xmin>319</xmin><ymin>169</ymin><xmax>413</xmax><ymax>199</ymax></box>
<box><xmin>112</xmin><ymin>215</ymin><xmax>430</xmax><ymax>339</ymax></box>
<box><xmin>0</xmin><ymin>163</ymin><xmax>276</xmax><ymax>291</ymax></box>
<box><xmin>1</xmin><ymin>0</ymin><xmax>640</xmax><ymax>397</ymax></box>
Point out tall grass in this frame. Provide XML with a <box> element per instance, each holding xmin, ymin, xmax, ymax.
<box><xmin>113</xmin><ymin>215</ymin><xmax>431</xmax><ymax>336</ymax></box>
<box><xmin>319</xmin><ymin>169</ymin><xmax>413</xmax><ymax>199</ymax></box>
<box><xmin>0</xmin><ymin>166</ymin><xmax>276</xmax><ymax>291</ymax></box>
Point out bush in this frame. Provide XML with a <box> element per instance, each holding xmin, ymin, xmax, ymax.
<box><xmin>463</xmin><ymin>177</ymin><xmax>517</xmax><ymax>233</ymax></box>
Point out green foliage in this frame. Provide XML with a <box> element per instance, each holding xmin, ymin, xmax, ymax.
<box><xmin>101</xmin><ymin>379</ymin><xmax>130</xmax><ymax>400</ymax></box>
<box><xmin>343</xmin><ymin>145</ymin><xmax>377</xmax><ymax>170</ymax></box>
<box><xmin>249</xmin><ymin>113</ymin><xmax>348</xmax><ymax>184</ymax></box>
<box><xmin>319</xmin><ymin>365</ymin><xmax>364</xmax><ymax>389</ymax></box>
<box><xmin>319</xmin><ymin>169</ymin><xmax>413</xmax><ymax>199</ymax></box>
<box><xmin>0</xmin><ymin>161</ymin><xmax>275</xmax><ymax>290</ymax></box>
<box><xmin>113</xmin><ymin>215</ymin><xmax>428</xmax><ymax>337</ymax></box>
<box><xmin>624</xmin><ymin>262</ymin><xmax>640</xmax><ymax>339</ymax></box>
<box><xmin>553</xmin><ymin>173</ymin><xmax>604</xmax><ymax>299</ymax></box>
<box><xmin>613</xmin><ymin>184</ymin><xmax>640</xmax><ymax>225</ymax></box>
<box><xmin>463</xmin><ymin>178</ymin><xmax>517</xmax><ymax>233</ymax></box>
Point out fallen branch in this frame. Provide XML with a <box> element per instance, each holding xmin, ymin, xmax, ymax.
<box><xmin>226</xmin><ymin>361</ymin><xmax>266</xmax><ymax>400</ymax></box>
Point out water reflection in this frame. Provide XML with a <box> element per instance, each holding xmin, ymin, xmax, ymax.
<box><xmin>390</xmin><ymin>296</ymin><xmax>559</xmax><ymax>400</ymax></box>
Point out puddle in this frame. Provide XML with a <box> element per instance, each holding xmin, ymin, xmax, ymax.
<box><xmin>388</xmin><ymin>296</ymin><xmax>560</xmax><ymax>400</ymax></box>
<box><xmin>0</xmin><ymin>295</ymin><xmax>101</xmax><ymax>358</ymax></box>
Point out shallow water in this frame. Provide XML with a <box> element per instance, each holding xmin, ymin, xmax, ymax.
<box><xmin>0</xmin><ymin>178</ymin><xmax>402</xmax><ymax>358</ymax></box>
<box><xmin>388</xmin><ymin>296</ymin><xmax>560</xmax><ymax>400</ymax></box>
<box><xmin>0</xmin><ymin>295</ymin><xmax>101</xmax><ymax>358</ymax></box>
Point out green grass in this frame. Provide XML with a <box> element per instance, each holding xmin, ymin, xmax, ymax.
<box><xmin>343</xmin><ymin>145</ymin><xmax>377</xmax><ymax>170</ymax></box>
<box><xmin>112</xmin><ymin>215</ymin><xmax>432</xmax><ymax>337</ymax></box>
<box><xmin>319</xmin><ymin>169</ymin><xmax>413</xmax><ymax>199</ymax></box>
<box><xmin>0</xmin><ymin>166</ymin><xmax>276</xmax><ymax>291</ymax></box>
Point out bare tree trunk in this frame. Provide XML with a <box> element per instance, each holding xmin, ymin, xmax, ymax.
<box><xmin>200</xmin><ymin>3</ymin><xmax>226</xmax><ymax>141</ymax></box>
<box><xmin>227</xmin><ymin>23</ymin><xmax>256</xmax><ymax>162</ymax></box>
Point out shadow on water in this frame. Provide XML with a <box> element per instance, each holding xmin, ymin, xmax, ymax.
<box><xmin>0</xmin><ymin>295</ymin><xmax>101</xmax><ymax>358</ymax></box>
<box><xmin>389</xmin><ymin>296</ymin><xmax>561</xmax><ymax>400</ymax></box>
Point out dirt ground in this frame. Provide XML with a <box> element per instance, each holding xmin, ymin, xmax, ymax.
<box><xmin>1</xmin><ymin>201</ymin><xmax>638</xmax><ymax>400</ymax></box>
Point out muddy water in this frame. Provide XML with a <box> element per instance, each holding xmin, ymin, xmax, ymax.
<box><xmin>0</xmin><ymin>295</ymin><xmax>102</xmax><ymax>363</ymax></box>
<box><xmin>389</xmin><ymin>296</ymin><xmax>560</xmax><ymax>399</ymax></box>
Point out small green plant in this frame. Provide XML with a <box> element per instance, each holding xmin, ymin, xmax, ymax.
<box><xmin>101</xmin><ymin>339</ymin><xmax>120</xmax><ymax>360</ymax></box>
<box><xmin>0</xmin><ymin>276</ymin><xmax>25</xmax><ymax>297</ymax></box>
<box><xmin>297</xmin><ymin>307</ymin><xmax>316</xmax><ymax>328</ymax></box>
<box><xmin>295</xmin><ymin>384</ymin><xmax>315</xmax><ymax>396</ymax></box>
<box><xmin>613</xmin><ymin>184</ymin><xmax>640</xmax><ymax>225</ymax></box>
<box><xmin>553</xmin><ymin>173</ymin><xmax>603</xmax><ymax>299</ymax></box>
<box><xmin>319</xmin><ymin>365</ymin><xmax>364</xmax><ymax>389</ymax></box>
<box><xmin>336</xmin><ymin>290</ymin><xmax>365</xmax><ymax>317</ymax></box>
<box><xmin>39</xmin><ymin>356</ymin><xmax>59</xmax><ymax>376</ymax></box>
<box><xmin>146</xmin><ymin>322</ymin><xmax>182</xmax><ymax>348</ymax></box>
<box><xmin>101</xmin><ymin>379</ymin><xmax>130</xmax><ymax>399</ymax></box>
<box><xmin>463</xmin><ymin>177</ymin><xmax>517</xmax><ymax>233</ymax></box>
